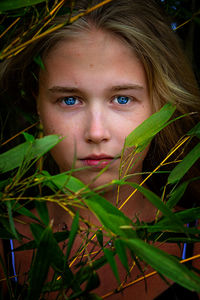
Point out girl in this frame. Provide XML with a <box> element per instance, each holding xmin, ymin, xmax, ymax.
<box><xmin>0</xmin><ymin>0</ymin><xmax>200</xmax><ymax>299</ymax></box>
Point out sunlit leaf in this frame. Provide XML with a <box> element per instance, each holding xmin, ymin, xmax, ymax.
<box><xmin>84</xmin><ymin>192</ymin><xmax>135</xmax><ymax>237</ymax></box>
<box><xmin>0</xmin><ymin>135</ymin><xmax>61</xmax><ymax>173</ymax></box>
<box><xmin>125</xmin><ymin>103</ymin><xmax>176</xmax><ymax>152</ymax></box>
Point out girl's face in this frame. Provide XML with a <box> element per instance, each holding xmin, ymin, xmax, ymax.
<box><xmin>37</xmin><ymin>30</ymin><xmax>152</xmax><ymax>188</ymax></box>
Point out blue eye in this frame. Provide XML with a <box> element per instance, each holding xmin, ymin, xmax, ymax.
<box><xmin>114</xmin><ymin>96</ymin><xmax>131</xmax><ymax>104</ymax></box>
<box><xmin>62</xmin><ymin>96</ymin><xmax>78</xmax><ymax>105</ymax></box>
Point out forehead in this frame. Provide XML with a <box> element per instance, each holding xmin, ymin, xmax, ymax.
<box><xmin>39</xmin><ymin>29</ymin><xmax>147</xmax><ymax>92</ymax></box>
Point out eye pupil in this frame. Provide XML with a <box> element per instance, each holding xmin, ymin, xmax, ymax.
<box><xmin>117</xmin><ymin>96</ymin><xmax>129</xmax><ymax>104</ymax></box>
<box><xmin>64</xmin><ymin>97</ymin><xmax>76</xmax><ymax>105</ymax></box>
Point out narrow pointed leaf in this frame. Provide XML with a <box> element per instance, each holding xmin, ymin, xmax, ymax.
<box><xmin>125</xmin><ymin>103</ymin><xmax>176</xmax><ymax>151</ymax></box>
<box><xmin>124</xmin><ymin>238</ymin><xmax>200</xmax><ymax>292</ymax></box>
<box><xmin>115</xmin><ymin>239</ymin><xmax>129</xmax><ymax>272</ymax></box>
<box><xmin>168</xmin><ymin>143</ymin><xmax>200</xmax><ymax>184</ymax></box>
<box><xmin>65</xmin><ymin>211</ymin><xmax>79</xmax><ymax>260</ymax></box>
<box><xmin>6</xmin><ymin>201</ymin><xmax>18</xmax><ymax>239</ymax></box>
<box><xmin>35</xmin><ymin>201</ymin><xmax>49</xmax><ymax>226</ymax></box>
<box><xmin>0</xmin><ymin>0</ymin><xmax>47</xmax><ymax>12</ymax></box>
<box><xmin>0</xmin><ymin>135</ymin><xmax>60</xmax><ymax>173</ymax></box>
<box><xmin>103</xmin><ymin>248</ymin><xmax>120</xmax><ymax>284</ymax></box>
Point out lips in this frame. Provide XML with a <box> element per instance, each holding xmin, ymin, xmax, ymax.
<box><xmin>80</xmin><ymin>154</ymin><xmax>114</xmax><ymax>168</ymax></box>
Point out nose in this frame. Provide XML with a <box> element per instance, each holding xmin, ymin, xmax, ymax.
<box><xmin>84</xmin><ymin>109</ymin><xmax>111</xmax><ymax>144</ymax></box>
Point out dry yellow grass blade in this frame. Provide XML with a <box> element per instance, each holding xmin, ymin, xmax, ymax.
<box><xmin>0</xmin><ymin>0</ymin><xmax>113</xmax><ymax>60</ymax></box>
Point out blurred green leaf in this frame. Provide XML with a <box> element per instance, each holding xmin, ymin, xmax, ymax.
<box><xmin>65</xmin><ymin>211</ymin><xmax>79</xmax><ymax>260</ymax></box>
<box><xmin>187</xmin><ymin>122</ymin><xmax>200</xmax><ymax>138</ymax></box>
<box><xmin>96</xmin><ymin>230</ymin><xmax>103</xmax><ymax>247</ymax></box>
<box><xmin>115</xmin><ymin>239</ymin><xmax>129</xmax><ymax>272</ymax></box>
<box><xmin>0</xmin><ymin>135</ymin><xmax>61</xmax><ymax>173</ymax></box>
<box><xmin>15</xmin><ymin>231</ymin><xmax>69</xmax><ymax>251</ymax></box>
<box><xmin>35</xmin><ymin>201</ymin><xmax>49</xmax><ymax>226</ymax></box>
<box><xmin>103</xmin><ymin>248</ymin><xmax>120</xmax><ymax>284</ymax></box>
<box><xmin>125</xmin><ymin>103</ymin><xmax>176</xmax><ymax>152</ymax></box>
<box><xmin>168</xmin><ymin>143</ymin><xmax>200</xmax><ymax>184</ymax></box>
<box><xmin>30</xmin><ymin>223</ymin><xmax>45</xmax><ymax>244</ymax></box>
<box><xmin>33</xmin><ymin>54</ymin><xmax>45</xmax><ymax>70</ymax></box>
<box><xmin>0</xmin><ymin>0</ymin><xmax>47</xmax><ymax>12</ymax></box>
<box><xmin>6</xmin><ymin>201</ymin><xmax>19</xmax><ymax>239</ymax></box>
<box><xmin>27</xmin><ymin>225</ymin><xmax>64</xmax><ymax>300</ymax></box>
<box><xmin>84</xmin><ymin>271</ymin><xmax>100</xmax><ymax>293</ymax></box>
<box><xmin>22</xmin><ymin>132</ymin><xmax>35</xmax><ymax>142</ymax></box>
<box><xmin>124</xmin><ymin>238</ymin><xmax>200</xmax><ymax>292</ymax></box>
<box><xmin>13</xmin><ymin>203</ymin><xmax>41</xmax><ymax>223</ymax></box>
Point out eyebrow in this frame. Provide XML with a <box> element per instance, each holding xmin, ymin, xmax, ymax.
<box><xmin>48</xmin><ymin>84</ymin><xmax>144</xmax><ymax>94</ymax></box>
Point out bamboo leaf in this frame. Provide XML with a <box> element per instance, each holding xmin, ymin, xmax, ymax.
<box><xmin>84</xmin><ymin>192</ymin><xmax>134</xmax><ymax>237</ymax></box>
<box><xmin>35</xmin><ymin>201</ymin><xmax>49</xmax><ymax>226</ymax></box>
<box><xmin>115</xmin><ymin>239</ymin><xmax>129</xmax><ymax>272</ymax></box>
<box><xmin>166</xmin><ymin>181</ymin><xmax>189</xmax><ymax>209</ymax></box>
<box><xmin>125</xmin><ymin>103</ymin><xmax>176</xmax><ymax>151</ymax></box>
<box><xmin>30</xmin><ymin>223</ymin><xmax>45</xmax><ymax>244</ymax></box>
<box><xmin>124</xmin><ymin>238</ymin><xmax>200</xmax><ymax>292</ymax></box>
<box><xmin>0</xmin><ymin>135</ymin><xmax>61</xmax><ymax>173</ymax></box>
<box><xmin>41</xmin><ymin>171</ymin><xmax>87</xmax><ymax>193</ymax></box>
<box><xmin>65</xmin><ymin>211</ymin><xmax>79</xmax><ymax>260</ymax></box>
<box><xmin>168</xmin><ymin>143</ymin><xmax>200</xmax><ymax>184</ymax></box>
<box><xmin>0</xmin><ymin>0</ymin><xmax>47</xmax><ymax>12</ymax></box>
<box><xmin>187</xmin><ymin>122</ymin><xmax>200</xmax><ymax>138</ymax></box>
<box><xmin>115</xmin><ymin>181</ymin><xmax>185</xmax><ymax>231</ymax></box>
<box><xmin>6</xmin><ymin>201</ymin><xmax>19</xmax><ymax>239</ymax></box>
<box><xmin>27</xmin><ymin>225</ymin><xmax>64</xmax><ymax>300</ymax></box>
<box><xmin>96</xmin><ymin>230</ymin><xmax>103</xmax><ymax>247</ymax></box>
<box><xmin>103</xmin><ymin>248</ymin><xmax>120</xmax><ymax>284</ymax></box>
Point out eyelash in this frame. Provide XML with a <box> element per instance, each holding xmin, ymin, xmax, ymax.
<box><xmin>58</xmin><ymin>95</ymin><xmax>134</xmax><ymax>106</ymax></box>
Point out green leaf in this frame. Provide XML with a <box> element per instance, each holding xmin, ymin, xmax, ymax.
<box><xmin>96</xmin><ymin>230</ymin><xmax>103</xmax><ymax>247</ymax></box>
<box><xmin>6</xmin><ymin>201</ymin><xmax>19</xmax><ymax>239</ymax></box>
<box><xmin>0</xmin><ymin>0</ymin><xmax>47</xmax><ymax>12</ymax></box>
<box><xmin>13</xmin><ymin>203</ymin><xmax>41</xmax><ymax>223</ymax></box>
<box><xmin>103</xmin><ymin>248</ymin><xmax>120</xmax><ymax>284</ymax></box>
<box><xmin>115</xmin><ymin>239</ymin><xmax>129</xmax><ymax>272</ymax></box>
<box><xmin>22</xmin><ymin>132</ymin><xmax>35</xmax><ymax>142</ymax></box>
<box><xmin>84</xmin><ymin>192</ymin><xmax>134</xmax><ymax>237</ymax></box>
<box><xmin>65</xmin><ymin>211</ymin><xmax>79</xmax><ymax>260</ymax></box>
<box><xmin>166</xmin><ymin>181</ymin><xmax>189</xmax><ymax>209</ymax></box>
<box><xmin>114</xmin><ymin>181</ymin><xmax>185</xmax><ymax>231</ymax></box>
<box><xmin>125</xmin><ymin>103</ymin><xmax>176</xmax><ymax>151</ymax></box>
<box><xmin>187</xmin><ymin>122</ymin><xmax>200</xmax><ymax>138</ymax></box>
<box><xmin>168</xmin><ymin>143</ymin><xmax>200</xmax><ymax>184</ymax></box>
<box><xmin>124</xmin><ymin>238</ymin><xmax>200</xmax><ymax>292</ymax></box>
<box><xmin>30</xmin><ymin>223</ymin><xmax>45</xmax><ymax>244</ymax></box>
<box><xmin>0</xmin><ymin>135</ymin><xmax>61</xmax><ymax>173</ymax></box>
<box><xmin>15</xmin><ymin>231</ymin><xmax>69</xmax><ymax>251</ymax></box>
<box><xmin>27</xmin><ymin>225</ymin><xmax>65</xmax><ymax>300</ymax></box>
<box><xmin>84</xmin><ymin>271</ymin><xmax>100</xmax><ymax>293</ymax></box>
<box><xmin>35</xmin><ymin>201</ymin><xmax>49</xmax><ymax>226</ymax></box>
<box><xmin>41</xmin><ymin>171</ymin><xmax>87</xmax><ymax>193</ymax></box>
<box><xmin>33</xmin><ymin>54</ymin><xmax>45</xmax><ymax>70</ymax></box>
